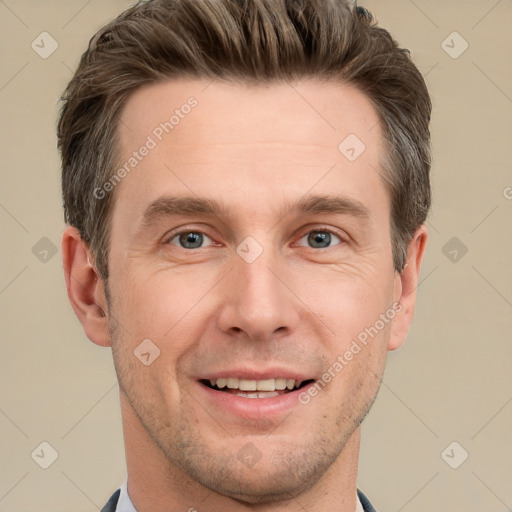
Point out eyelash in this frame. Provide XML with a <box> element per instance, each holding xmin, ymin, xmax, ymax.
<box><xmin>165</xmin><ymin>226</ymin><xmax>347</xmax><ymax>250</ymax></box>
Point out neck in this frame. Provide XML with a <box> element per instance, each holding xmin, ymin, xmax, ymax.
<box><xmin>120</xmin><ymin>390</ymin><xmax>361</xmax><ymax>512</ymax></box>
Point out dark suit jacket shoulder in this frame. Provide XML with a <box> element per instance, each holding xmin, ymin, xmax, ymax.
<box><xmin>101</xmin><ymin>487</ymin><xmax>378</xmax><ymax>512</ymax></box>
<box><xmin>358</xmin><ymin>488</ymin><xmax>378</xmax><ymax>511</ymax></box>
<box><xmin>101</xmin><ymin>488</ymin><xmax>120</xmax><ymax>512</ymax></box>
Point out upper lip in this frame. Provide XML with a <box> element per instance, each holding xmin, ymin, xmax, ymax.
<box><xmin>198</xmin><ymin>368</ymin><xmax>316</xmax><ymax>382</ymax></box>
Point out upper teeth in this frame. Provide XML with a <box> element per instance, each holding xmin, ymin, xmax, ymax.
<box><xmin>210</xmin><ymin>378</ymin><xmax>302</xmax><ymax>391</ymax></box>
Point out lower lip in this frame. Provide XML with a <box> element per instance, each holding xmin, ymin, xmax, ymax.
<box><xmin>195</xmin><ymin>381</ymin><xmax>315</xmax><ymax>420</ymax></box>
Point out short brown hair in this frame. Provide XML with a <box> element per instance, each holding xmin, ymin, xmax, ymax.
<box><xmin>58</xmin><ymin>0</ymin><xmax>431</xmax><ymax>280</ymax></box>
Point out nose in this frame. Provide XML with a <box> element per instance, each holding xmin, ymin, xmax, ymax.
<box><xmin>216</xmin><ymin>245</ymin><xmax>300</xmax><ymax>341</ymax></box>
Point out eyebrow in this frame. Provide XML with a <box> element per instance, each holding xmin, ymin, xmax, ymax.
<box><xmin>139</xmin><ymin>193</ymin><xmax>371</xmax><ymax>230</ymax></box>
<box><xmin>289</xmin><ymin>194</ymin><xmax>370</xmax><ymax>221</ymax></box>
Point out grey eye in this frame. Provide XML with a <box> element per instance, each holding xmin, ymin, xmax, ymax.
<box><xmin>169</xmin><ymin>231</ymin><xmax>213</xmax><ymax>249</ymax></box>
<box><xmin>298</xmin><ymin>230</ymin><xmax>342</xmax><ymax>249</ymax></box>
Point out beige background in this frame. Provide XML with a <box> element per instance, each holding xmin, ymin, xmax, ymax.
<box><xmin>1</xmin><ymin>0</ymin><xmax>511</xmax><ymax>511</ymax></box>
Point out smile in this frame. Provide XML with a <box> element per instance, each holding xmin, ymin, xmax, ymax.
<box><xmin>201</xmin><ymin>377</ymin><xmax>315</xmax><ymax>398</ymax></box>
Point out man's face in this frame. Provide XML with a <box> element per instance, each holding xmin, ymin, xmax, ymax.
<box><xmin>106</xmin><ymin>78</ymin><xmax>402</xmax><ymax>502</ymax></box>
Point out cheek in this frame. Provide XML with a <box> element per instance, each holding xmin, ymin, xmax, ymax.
<box><xmin>109</xmin><ymin>306</ymin><xmax>183</xmax><ymax>417</ymax></box>
<box><xmin>321</xmin><ymin>317</ymin><xmax>391</xmax><ymax>415</ymax></box>
<box><xmin>295</xmin><ymin>262</ymin><xmax>393</xmax><ymax>342</ymax></box>
<box><xmin>108</xmin><ymin>266</ymin><xmax>223</xmax><ymax>404</ymax></box>
<box><xmin>112</xmin><ymin>264</ymin><xmax>216</xmax><ymax>339</ymax></box>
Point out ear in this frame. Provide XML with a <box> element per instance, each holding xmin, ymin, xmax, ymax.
<box><xmin>61</xmin><ymin>226</ymin><xmax>111</xmax><ymax>347</ymax></box>
<box><xmin>388</xmin><ymin>224</ymin><xmax>428</xmax><ymax>351</ymax></box>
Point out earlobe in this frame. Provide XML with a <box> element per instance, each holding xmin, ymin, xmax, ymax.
<box><xmin>388</xmin><ymin>224</ymin><xmax>428</xmax><ymax>351</ymax></box>
<box><xmin>61</xmin><ymin>226</ymin><xmax>111</xmax><ymax>347</ymax></box>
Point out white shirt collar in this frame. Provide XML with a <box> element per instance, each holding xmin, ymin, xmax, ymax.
<box><xmin>115</xmin><ymin>477</ymin><xmax>137</xmax><ymax>512</ymax></box>
<box><xmin>355</xmin><ymin>491</ymin><xmax>365</xmax><ymax>512</ymax></box>
<box><xmin>115</xmin><ymin>476</ymin><xmax>365</xmax><ymax>512</ymax></box>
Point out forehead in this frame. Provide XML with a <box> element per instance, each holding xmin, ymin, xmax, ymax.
<box><xmin>118</xmin><ymin>77</ymin><xmax>382</xmax><ymax>151</ymax></box>
<box><xmin>112</xmin><ymin>78</ymin><xmax>388</xmax><ymax>226</ymax></box>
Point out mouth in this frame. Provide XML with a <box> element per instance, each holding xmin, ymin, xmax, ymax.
<box><xmin>199</xmin><ymin>377</ymin><xmax>315</xmax><ymax>399</ymax></box>
<box><xmin>195</xmin><ymin>370</ymin><xmax>318</xmax><ymax>420</ymax></box>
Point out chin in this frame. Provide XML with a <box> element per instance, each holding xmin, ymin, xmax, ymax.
<box><xmin>172</xmin><ymin>438</ymin><xmax>339</xmax><ymax>505</ymax></box>
<box><xmin>200</xmin><ymin>466</ymin><xmax>318</xmax><ymax>505</ymax></box>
